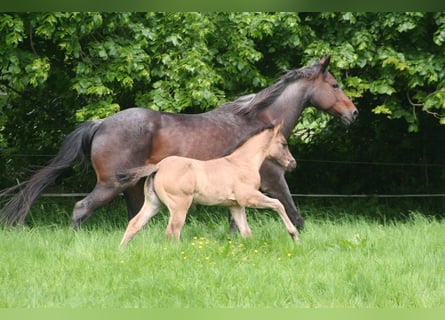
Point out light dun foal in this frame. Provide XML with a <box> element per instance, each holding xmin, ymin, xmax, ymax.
<box><xmin>118</xmin><ymin>123</ymin><xmax>298</xmax><ymax>247</ymax></box>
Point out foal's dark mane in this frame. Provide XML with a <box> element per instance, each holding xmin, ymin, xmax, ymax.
<box><xmin>229</xmin><ymin>62</ymin><xmax>321</xmax><ymax>117</ymax></box>
<box><xmin>221</xmin><ymin>123</ymin><xmax>275</xmax><ymax>157</ymax></box>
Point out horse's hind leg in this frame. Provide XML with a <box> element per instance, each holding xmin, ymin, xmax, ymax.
<box><xmin>123</xmin><ymin>179</ymin><xmax>145</xmax><ymax>220</ymax></box>
<box><xmin>120</xmin><ymin>179</ymin><xmax>161</xmax><ymax>247</ymax></box>
<box><xmin>71</xmin><ymin>182</ymin><xmax>121</xmax><ymax>229</ymax></box>
<box><xmin>229</xmin><ymin>206</ymin><xmax>252</xmax><ymax>238</ymax></box>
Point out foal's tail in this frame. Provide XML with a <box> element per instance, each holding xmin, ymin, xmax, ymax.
<box><xmin>116</xmin><ymin>164</ymin><xmax>159</xmax><ymax>186</ymax></box>
<box><xmin>0</xmin><ymin>120</ymin><xmax>103</xmax><ymax>226</ymax></box>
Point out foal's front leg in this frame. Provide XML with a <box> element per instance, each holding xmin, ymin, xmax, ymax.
<box><xmin>242</xmin><ymin>191</ymin><xmax>299</xmax><ymax>244</ymax></box>
<box><xmin>260</xmin><ymin>159</ymin><xmax>304</xmax><ymax>231</ymax></box>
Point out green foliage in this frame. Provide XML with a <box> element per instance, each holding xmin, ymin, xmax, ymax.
<box><xmin>300</xmin><ymin>12</ymin><xmax>445</xmax><ymax>131</ymax></box>
<box><xmin>291</xmin><ymin>107</ymin><xmax>331</xmax><ymax>144</ymax></box>
<box><xmin>75</xmin><ymin>98</ymin><xmax>120</xmax><ymax>122</ymax></box>
<box><xmin>1</xmin><ymin>12</ymin><xmax>445</xmax><ymax>189</ymax></box>
<box><xmin>1</xmin><ymin>12</ymin><xmax>444</xmax><ymax>134</ymax></box>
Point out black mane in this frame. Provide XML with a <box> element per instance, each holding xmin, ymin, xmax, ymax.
<box><xmin>227</xmin><ymin>62</ymin><xmax>321</xmax><ymax>117</ymax></box>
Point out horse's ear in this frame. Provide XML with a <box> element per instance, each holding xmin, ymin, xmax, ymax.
<box><xmin>319</xmin><ymin>55</ymin><xmax>331</xmax><ymax>73</ymax></box>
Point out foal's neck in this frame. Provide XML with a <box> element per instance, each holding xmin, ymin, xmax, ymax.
<box><xmin>225</xmin><ymin>130</ymin><xmax>272</xmax><ymax>170</ymax></box>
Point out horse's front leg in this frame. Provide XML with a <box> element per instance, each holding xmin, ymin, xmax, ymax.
<box><xmin>259</xmin><ymin>159</ymin><xmax>304</xmax><ymax>231</ymax></box>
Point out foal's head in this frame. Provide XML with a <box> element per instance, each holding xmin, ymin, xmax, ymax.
<box><xmin>267</xmin><ymin>123</ymin><xmax>297</xmax><ymax>171</ymax></box>
<box><xmin>308</xmin><ymin>55</ymin><xmax>358</xmax><ymax>126</ymax></box>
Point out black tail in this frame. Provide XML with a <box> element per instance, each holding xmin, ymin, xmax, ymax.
<box><xmin>0</xmin><ymin>120</ymin><xmax>103</xmax><ymax>226</ymax></box>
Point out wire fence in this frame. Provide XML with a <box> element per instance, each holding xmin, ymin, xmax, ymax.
<box><xmin>6</xmin><ymin>153</ymin><xmax>445</xmax><ymax>167</ymax></box>
<box><xmin>290</xmin><ymin>193</ymin><xmax>445</xmax><ymax>198</ymax></box>
<box><xmin>38</xmin><ymin>193</ymin><xmax>445</xmax><ymax>199</ymax></box>
<box><xmin>4</xmin><ymin>154</ymin><xmax>445</xmax><ymax>199</ymax></box>
<box><xmin>296</xmin><ymin>158</ymin><xmax>445</xmax><ymax>167</ymax></box>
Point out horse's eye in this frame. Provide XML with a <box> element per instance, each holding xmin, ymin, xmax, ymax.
<box><xmin>332</xmin><ymin>83</ymin><xmax>339</xmax><ymax>89</ymax></box>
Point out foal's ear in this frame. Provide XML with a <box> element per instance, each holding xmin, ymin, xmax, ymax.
<box><xmin>273</xmin><ymin>121</ymin><xmax>284</xmax><ymax>136</ymax></box>
<box><xmin>319</xmin><ymin>55</ymin><xmax>331</xmax><ymax>74</ymax></box>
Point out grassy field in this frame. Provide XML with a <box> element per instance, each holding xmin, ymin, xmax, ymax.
<box><xmin>0</xmin><ymin>198</ymin><xmax>444</xmax><ymax>308</ymax></box>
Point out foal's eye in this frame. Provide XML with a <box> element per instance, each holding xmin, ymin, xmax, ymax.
<box><xmin>332</xmin><ymin>83</ymin><xmax>339</xmax><ymax>89</ymax></box>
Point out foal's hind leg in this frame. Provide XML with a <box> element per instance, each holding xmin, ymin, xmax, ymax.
<box><xmin>229</xmin><ymin>206</ymin><xmax>252</xmax><ymax>238</ymax></box>
<box><xmin>164</xmin><ymin>196</ymin><xmax>193</xmax><ymax>240</ymax></box>
<box><xmin>120</xmin><ymin>179</ymin><xmax>161</xmax><ymax>247</ymax></box>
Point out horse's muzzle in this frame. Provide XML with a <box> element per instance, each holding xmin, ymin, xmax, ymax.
<box><xmin>341</xmin><ymin>108</ymin><xmax>359</xmax><ymax>126</ymax></box>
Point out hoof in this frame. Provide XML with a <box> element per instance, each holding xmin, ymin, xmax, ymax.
<box><xmin>289</xmin><ymin>231</ymin><xmax>300</xmax><ymax>244</ymax></box>
<box><xmin>229</xmin><ymin>219</ymin><xmax>239</xmax><ymax>234</ymax></box>
<box><xmin>71</xmin><ymin>220</ymin><xmax>81</xmax><ymax>230</ymax></box>
<box><xmin>296</xmin><ymin>218</ymin><xmax>305</xmax><ymax>232</ymax></box>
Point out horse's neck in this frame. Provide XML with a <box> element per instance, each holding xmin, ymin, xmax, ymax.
<box><xmin>225</xmin><ymin>130</ymin><xmax>272</xmax><ymax>170</ymax></box>
<box><xmin>258</xmin><ymin>80</ymin><xmax>310</xmax><ymax>137</ymax></box>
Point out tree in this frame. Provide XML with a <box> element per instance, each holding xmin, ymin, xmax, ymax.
<box><xmin>301</xmin><ymin>12</ymin><xmax>445</xmax><ymax>132</ymax></box>
<box><xmin>1</xmin><ymin>12</ymin><xmax>444</xmax><ymax>191</ymax></box>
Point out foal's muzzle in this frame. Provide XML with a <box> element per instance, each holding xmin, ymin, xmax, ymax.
<box><xmin>285</xmin><ymin>159</ymin><xmax>297</xmax><ymax>172</ymax></box>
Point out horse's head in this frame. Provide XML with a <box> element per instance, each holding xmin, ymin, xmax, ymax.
<box><xmin>268</xmin><ymin>122</ymin><xmax>297</xmax><ymax>171</ymax></box>
<box><xmin>309</xmin><ymin>55</ymin><xmax>358</xmax><ymax>126</ymax></box>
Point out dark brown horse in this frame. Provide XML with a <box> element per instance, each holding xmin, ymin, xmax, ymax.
<box><xmin>0</xmin><ymin>56</ymin><xmax>358</xmax><ymax>230</ymax></box>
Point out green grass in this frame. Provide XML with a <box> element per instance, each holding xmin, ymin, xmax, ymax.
<box><xmin>0</xmin><ymin>199</ymin><xmax>444</xmax><ymax>307</ymax></box>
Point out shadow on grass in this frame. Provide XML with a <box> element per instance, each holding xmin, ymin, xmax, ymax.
<box><xmin>6</xmin><ymin>195</ymin><xmax>445</xmax><ymax>230</ymax></box>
